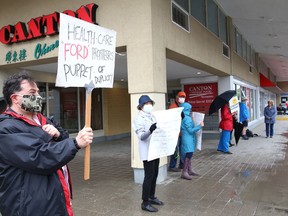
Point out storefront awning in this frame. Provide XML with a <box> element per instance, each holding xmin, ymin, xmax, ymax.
<box><xmin>260</xmin><ymin>73</ymin><xmax>283</xmax><ymax>93</ymax></box>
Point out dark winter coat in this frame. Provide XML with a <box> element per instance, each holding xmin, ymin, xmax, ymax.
<box><xmin>0</xmin><ymin>110</ymin><xmax>78</xmax><ymax>216</ymax></box>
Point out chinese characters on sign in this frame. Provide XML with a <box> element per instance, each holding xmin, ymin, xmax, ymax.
<box><xmin>5</xmin><ymin>49</ymin><xmax>27</xmax><ymax>63</ymax></box>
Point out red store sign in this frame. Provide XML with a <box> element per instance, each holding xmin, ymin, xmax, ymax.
<box><xmin>0</xmin><ymin>3</ymin><xmax>98</xmax><ymax>45</ymax></box>
<box><xmin>184</xmin><ymin>83</ymin><xmax>218</xmax><ymax>114</ymax></box>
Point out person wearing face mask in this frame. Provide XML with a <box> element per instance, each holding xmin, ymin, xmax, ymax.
<box><xmin>133</xmin><ymin>95</ymin><xmax>164</xmax><ymax>213</ymax></box>
<box><xmin>0</xmin><ymin>72</ymin><xmax>94</xmax><ymax>216</ymax></box>
<box><xmin>168</xmin><ymin>91</ymin><xmax>186</xmax><ymax>172</ymax></box>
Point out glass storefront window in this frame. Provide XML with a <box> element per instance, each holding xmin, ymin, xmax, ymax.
<box><xmin>235</xmin><ymin>84</ymin><xmax>255</xmax><ymax>121</ymax></box>
<box><xmin>37</xmin><ymin>82</ymin><xmax>103</xmax><ymax>134</ymax></box>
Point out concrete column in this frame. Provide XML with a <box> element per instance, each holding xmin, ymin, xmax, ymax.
<box><xmin>218</xmin><ymin>76</ymin><xmax>234</xmax><ymax>94</ymax></box>
<box><xmin>127</xmin><ymin>41</ymin><xmax>168</xmax><ymax>183</ymax></box>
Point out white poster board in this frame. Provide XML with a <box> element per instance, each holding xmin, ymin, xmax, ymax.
<box><xmin>229</xmin><ymin>96</ymin><xmax>239</xmax><ymax>114</ymax></box>
<box><xmin>148</xmin><ymin>107</ymin><xmax>183</xmax><ymax>161</ymax></box>
<box><xmin>56</xmin><ymin>13</ymin><xmax>117</xmax><ymax>88</ymax></box>
<box><xmin>192</xmin><ymin>112</ymin><xmax>205</xmax><ymax>151</ymax></box>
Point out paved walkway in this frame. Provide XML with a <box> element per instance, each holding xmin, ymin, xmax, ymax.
<box><xmin>69</xmin><ymin>118</ymin><xmax>288</xmax><ymax>216</ymax></box>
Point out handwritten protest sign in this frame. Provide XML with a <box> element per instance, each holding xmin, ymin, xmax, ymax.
<box><xmin>56</xmin><ymin>13</ymin><xmax>116</xmax><ymax>88</ymax></box>
<box><xmin>229</xmin><ymin>96</ymin><xmax>239</xmax><ymax>114</ymax></box>
<box><xmin>192</xmin><ymin>112</ymin><xmax>205</xmax><ymax>151</ymax></box>
<box><xmin>56</xmin><ymin>13</ymin><xmax>116</xmax><ymax>180</ymax></box>
<box><xmin>147</xmin><ymin>107</ymin><xmax>183</xmax><ymax>161</ymax></box>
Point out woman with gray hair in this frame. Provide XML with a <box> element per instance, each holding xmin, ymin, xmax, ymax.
<box><xmin>264</xmin><ymin>100</ymin><xmax>277</xmax><ymax>138</ymax></box>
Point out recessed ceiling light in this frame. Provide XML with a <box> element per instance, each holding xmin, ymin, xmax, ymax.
<box><xmin>197</xmin><ymin>72</ymin><xmax>201</xmax><ymax>75</ymax></box>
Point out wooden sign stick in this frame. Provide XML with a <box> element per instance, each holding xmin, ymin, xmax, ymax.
<box><xmin>84</xmin><ymin>86</ymin><xmax>93</xmax><ymax>180</ymax></box>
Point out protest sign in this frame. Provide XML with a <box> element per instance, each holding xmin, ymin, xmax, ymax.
<box><xmin>148</xmin><ymin>107</ymin><xmax>183</xmax><ymax>161</ymax></box>
<box><xmin>56</xmin><ymin>13</ymin><xmax>116</xmax><ymax>88</ymax></box>
<box><xmin>229</xmin><ymin>96</ymin><xmax>239</xmax><ymax>114</ymax></box>
<box><xmin>56</xmin><ymin>13</ymin><xmax>116</xmax><ymax>180</ymax></box>
<box><xmin>192</xmin><ymin>112</ymin><xmax>205</xmax><ymax>151</ymax></box>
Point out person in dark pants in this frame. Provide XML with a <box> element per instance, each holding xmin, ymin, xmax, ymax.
<box><xmin>264</xmin><ymin>100</ymin><xmax>277</xmax><ymax>138</ymax></box>
<box><xmin>133</xmin><ymin>95</ymin><xmax>164</xmax><ymax>213</ymax></box>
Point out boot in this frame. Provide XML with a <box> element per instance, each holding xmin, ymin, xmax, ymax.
<box><xmin>188</xmin><ymin>158</ymin><xmax>200</xmax><ymax>176</ymax></box>
<box><xmin>181</xmin><ymin>158</ymin><xmax>192</xmax><ymax>180</ymax></box>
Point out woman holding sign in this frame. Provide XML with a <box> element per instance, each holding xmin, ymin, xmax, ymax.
<box><xmin>133</xmin><ymin>95</ymin><xmax>164</xmax><ymax>213</ymax></box>
<box><xmin>179</xmin><ymin>102</ymin><xmax>204</xmax><ymax>180</ymax></box>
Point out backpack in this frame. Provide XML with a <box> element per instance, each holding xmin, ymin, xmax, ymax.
<box><xmin>246</xmin><ymin>129</ymin><xmax>258</xmax><ymax>137</ymax></box>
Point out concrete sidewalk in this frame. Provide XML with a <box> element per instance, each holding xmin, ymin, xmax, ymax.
<box><xmin>69</xmin><ymin>118</ymin><xmax>288</xmax><ymax>216</ymax></box>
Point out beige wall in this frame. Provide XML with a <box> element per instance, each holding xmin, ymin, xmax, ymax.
<box><xmin>277</xmin><ymin>82</ymin><xmax>288</xmax><ymax>92</ymax></box>
<box><xmin>103</xmin><ymin>86</ymin><xmax>131</xmax><ymax>136</ymax></box>
<box><xmin>231</xmin><ymin>52</ymin><xmax>260</xmax><ymax>86</ymax></box>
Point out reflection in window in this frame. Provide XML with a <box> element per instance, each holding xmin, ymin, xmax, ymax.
<box><xmin>219</xmin><ymin>9</ymin><xmax>227</xmax><ymax>44</ymax></box>
<box><xmin>207</xmin><ymin>0</ymin><xmax>218</xmax><ymax>36</ymax></box>
<box><xmin>191</xmin><ymin>0</ymin><xmax>206</xmax><ymax>26</ymax></box>
<box><xmin>174</xmin><ymin>0</ymin><xmax>189</xmax><ymax>12</ymax></box>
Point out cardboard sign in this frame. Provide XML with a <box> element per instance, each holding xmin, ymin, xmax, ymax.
<box><xmin>56</xmin><ymin>13</ymin><xmax>116</xmax><ymax>88</ymax></box>
<box><xmin>148</xmin><ymin>107</ymin><xmax>183</xmax><ymax>161</ymax></box>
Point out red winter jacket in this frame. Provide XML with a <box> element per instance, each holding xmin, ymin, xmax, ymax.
<box><xmin>219</xmin><ymin>104</ymin><xmax>233</xmax><ymax>131</ymax></box>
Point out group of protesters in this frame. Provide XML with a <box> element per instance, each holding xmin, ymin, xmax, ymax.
<box><xmin>0</xmin><ymin>71</ymin><xmax>278</xmax><ymax>215</ymax></box>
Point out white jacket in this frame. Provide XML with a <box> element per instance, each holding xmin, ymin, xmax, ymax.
<box><xmin>133</xmin><ymin>110</ymin><xmax>156</xmax><ymax>161</ymax></box>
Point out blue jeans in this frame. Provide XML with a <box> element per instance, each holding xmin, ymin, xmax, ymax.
<box><xmin>217</xmin><ymin>130</ymin><xmax>230</xmax><ymax>153</ymax></box>
<box><xmin>266</xmin><ymin>123</ymin><xmax>274</xmax><ymax>137</ymax></box>
<box><xmin>169</xmin><ymin>137</ymin><xmax>184</xmax><ymax>169</ymax></box>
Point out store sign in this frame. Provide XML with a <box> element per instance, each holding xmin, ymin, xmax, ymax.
<box><xmin>34</xmin><ymin>40</ymin><xmax>59</xmax><ymax>59</ymax></box>
<box><xmin>184</xmin><ymin>83</ymin><xmax>218</xmax><ymax>113</ymax></box>
<box><xmin>0</xmin><ymin>3</ymin><xmax>98</xmax><ymax>44</ymax></box>
<box><xmin>5</xmin><ymin>49</ymin><xmax>27</xmax><ymax>63</ymax></box>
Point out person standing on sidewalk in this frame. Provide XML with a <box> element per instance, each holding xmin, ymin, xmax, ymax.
<box><xmin>264</xmin><ymin>100</ymin><xmax>277</xmax><ymax>138</ymax></box>
<box><xmin>0</xmin><ymin>72</ymin><xmax>94</xmax><ymax>216</ymax></box>
<box><xmin>239</xmin><ymin>97</ymin><xmax>250</xmax><ymax>140</ymax></box>
<box><xmin>133</xmin><ymin>95</ymin><xmax>164</xmax><ymax>213</ymax></box>
<box><xmin>217</xmin><ymin>103</ymin><xmax>235</xmax><ymax>154</ymax></box>
<box><xmin>168</xmin><ymin>91</ymin><xmax>186</xmax><ymax>172</ymax></box>
<box><xmin>179</xmin><ymin>102</ymin><xmax>204</xmax><ymax>180</ymax></box>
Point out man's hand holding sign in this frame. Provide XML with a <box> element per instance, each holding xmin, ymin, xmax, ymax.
<box><xmin>56</xmin><ymin>13</ymin><xmax>116</xmax><ymax>180</ymax></box>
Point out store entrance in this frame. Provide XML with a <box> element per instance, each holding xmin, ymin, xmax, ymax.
<box><xmin>38</xmin><ymin>82</ymin><xmax>103</xmax><ymax>133</ymax></box>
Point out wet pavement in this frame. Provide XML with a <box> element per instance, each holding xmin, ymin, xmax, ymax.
<box><xmin>69</xmin><ymin>117</ymin><xmax>288</xmax><ymax>216</ymax></box>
